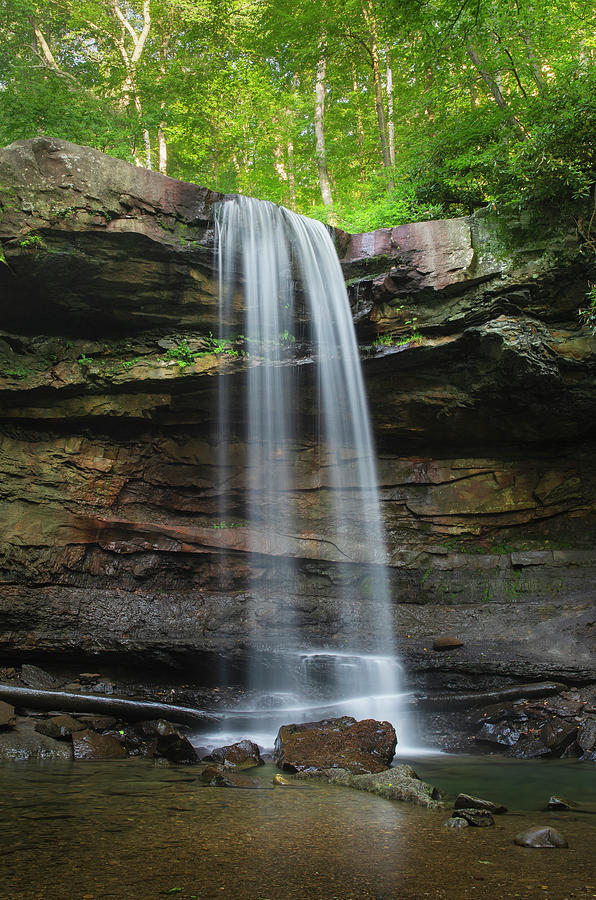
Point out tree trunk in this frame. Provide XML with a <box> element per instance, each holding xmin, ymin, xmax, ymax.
<box><xmin>315</xmin><ymin>56</ymin><xmax>333</xmax><ymax>209</ymax></box>
<box><xmin>352</xmin><ymin>66</ymin><xmax>367</xmax><ymax>182</ymax></box>
<box><xmin>386</xmin><ymin>53</ymin><xmax>395</xmax><ymax>166</ymax></box>
<box><xmin>158</xmin><ymin>117</ymin><xmax>167</xmax><ymax>174</ymax></box>
<box><xmin>521</xmin><ymin>34</ymin><xmax>547</xmax><ymax>91</ymax></box>
<box><xmin>361</xmin><ymin>0</ymin><xmax>392</xmax><ymax>176</ymax></box>
<box><xmin>287</xmin><ymin>137</ymin><xmax>297</xmax><ymax>209</ymax></box>
<box><xmin>466</xmin><ymin>40</ymin><xmax>526</xmax><ymax>138</ymax></box>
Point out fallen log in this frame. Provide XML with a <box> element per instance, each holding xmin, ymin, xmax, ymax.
<box><xmin>0</xmin><ymin>684</ymin><xmax>221</xmax><ymax>728</ymax></box>
<box><xmin>415</xmin><ymin>681</ymin><xmax>567</xmax><ymax>710</ymax></box>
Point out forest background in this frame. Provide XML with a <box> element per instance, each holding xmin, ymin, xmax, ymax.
<box><xmin>1</xmin><ymin>0</ymin><xmax>595</xmax><ymax>232</ymax></box>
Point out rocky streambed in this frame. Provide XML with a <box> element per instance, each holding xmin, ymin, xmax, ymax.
<box><xmin>1</xmin><ymin>663</ymin><xmax>595</xmax><ymax>766</ymax></box>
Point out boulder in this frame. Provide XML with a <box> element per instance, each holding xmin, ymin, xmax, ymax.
<box><xmin>126</xmin><ymin>720</ymin><xmax>198</xmax><ymax>763</ymax></box>
<box><xmin>514</xmin><ymin>827</ymin><xmax>568</xmax><ymax>848</ymax></box>
<box><xmin>475</xmin><ymin>721</ymin><xmax>525</xmax><ymax>749</ymax></box>
<box><xmin>577</xmin><ymin>717</ymin><xmax>596</xmax><ymax>754</ymax></box>
<box><xmin>454</xmin><ymin>793</ymin><xmax>507</xmax><ymax>814</ymax></box>
<box><xmin>35</xmin><ymin>714</ymin><xmax>86</xmax><ymax>740</ymax></box>
<box><xmin>20</xmin><ymin>665</ymin><xmax>59</xmax><ymax>690</ymax></box>
<box><xmin>296</xmin><ymin>764</ymin><xmax>442</xmax><ymax>808</ymax></box>
<box><xmin>450</xmin><ymin>808</ymin><xmax>495</xmax><ymax>827</ymax></box>
<box><xmin>155</xmin><ymin>732</ymin><xmax>198</xmax><ymax>764</ymax></box>
<box><xmin>204</xmin><ymin>739</ymin><xmax>263</xmax><ymax>769</ymax></box>
<box><xmin>72</xmin><ymin>729</ymin><xmax>127</xmax><ymax>760</ymax></box>
<box><xmin>0</xmin><ymin>700</ymin><xmax>16</xmax><ymax>729</ymax></box>
<box><xmin>274</xmin><ymin>716</ymin><xmax>396</xmax><ymax>775</ymax></box>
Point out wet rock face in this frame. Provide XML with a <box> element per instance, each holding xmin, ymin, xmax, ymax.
<box><xmin>0</xmin><ymin>138</ymin><xmax>595</xmax><ymax>690</ymax></box>
<box><xmin>274</xmin><ymin>717</ymin><xmax>397</xmax><ymax>775</ymax></box>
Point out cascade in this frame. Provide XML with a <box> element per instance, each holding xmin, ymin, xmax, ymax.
<box><xmin>211</xmin><ymin>196</ymin><xmax>412</xmax><ymax>751</ymax></box>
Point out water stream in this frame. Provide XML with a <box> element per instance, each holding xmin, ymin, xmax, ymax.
<box><xmin>214</xmin><ymin>197</ymin><xmax>409</xmax><ymax>751</ymax></box>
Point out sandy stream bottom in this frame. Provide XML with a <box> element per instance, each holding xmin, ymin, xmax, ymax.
<box><xmin>1</xmin><ymin>758</ymin><xmax>595</xmax><ymax>900</ymax></box>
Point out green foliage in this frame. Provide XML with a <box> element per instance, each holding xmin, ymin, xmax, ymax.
<box><xmin>579</xmin><ymin>284</ymin><xmax>596</xmax><ymax>334</ymax></box>
<box><xmin>1</xmin><ymin>0</ymin><xmax>594</xmax><ymax>228</ymax></box>
<box><xmin>164</xmin><ymin>340</ymin><xmax>196</xmax><ymax>368</ymax></box>
<box><xmin>121</xmin><ymin>357</ymin><xmax>141</xmax><ymax>370</ymax></box>
<box><xmin>77</xmin><ymin>353</ymin><xmax>93</xmax><ymax>367</ymax></box>
<box><xmin>19</xmin><ymin>234</ymin><xmax>43</xmax><ymax>249</ymax></box>
<box><xmin>163</xmin><ymin>335</ymin><xmax>241</xmax><ymax>368</ymax></box>
<box><xmin>372</xmin><ymin>333</ymin><xmax>394</xmax><ymax>347</ymax></box>
<box><xmin>3</xmin><ymin>364</ymin><xmax>29</xmax><ymax>378</ymax></box>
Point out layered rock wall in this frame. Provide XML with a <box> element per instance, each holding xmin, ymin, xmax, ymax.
<box><xmin>1</xmin><ymin>137</ymin><xmax>595</xmax><ymax>686</ymax></box>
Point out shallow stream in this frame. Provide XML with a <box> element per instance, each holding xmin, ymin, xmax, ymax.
<box><xmin>1</xmin><ymin>756</ymin><xmax>595</xmax><ymax>899</ymax></box>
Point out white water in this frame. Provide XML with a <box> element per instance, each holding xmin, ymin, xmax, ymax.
<box><xmin>214</xmin><ymin>197</ymin><xmax>412</xmax><ymax>752</ymax></box>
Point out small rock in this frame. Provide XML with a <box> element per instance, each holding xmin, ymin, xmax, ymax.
<box><xmin>476</xmin><ymin>721</ymin><xmax>524</xmax><ymax>748</ymax></box>
<box><xmin>72</xmin><ymin>729</ymin><xmax>127</xmax><ymax>760</ymax></box>
<box><xmin>432</xmin><ymin>635</ymin><xmax>464</xmax><ymax>651</ymax></box>
<box><xmin>273</xmin><ymin>774</ymin><xmax>292</xmax><ymax>785</ymax></box>
<box><xmin>78</xmin><ymin>673</ymin><xmax>102</xmax><ymax>683</ymax></box>
<box><xmin>21</xmin><ymin>664</ymin><xmax>60</xmax><ymax>690</ymax></box>
<box><xmin>451</xmin><ymin>808</ymin><xmax>495</xmax><ymax>827</ymax></box>
<box><xmin>546</xmin><ymin>795</ymin><xmax>577</xmax><ymax>811</ymax></box>
<box><xmin>0</xmin><ymin>701</ymin><xmax>16</xmax><ymax>729</ymax></box>
<box><xmin>135</xmin><ymin>719</ymin><xmax>179</xmax><ymax>739</ymax></box>
<box><xmin>444</xmin><ymin>817</ymin><xmax>469</xmax><ymax>829</ymax></box>
<box><xmin>201</xmin><ymin>764</ymin><xmax>264</xmax><ymax>789</ymax></box>
<box><xmin>91</xmin><ymin>680</ymin><xmax>114</xmax><ymax>694</ymax></box>
<box><xmin>35</xmin><ymin>715</ymin><xmax>85</xmax><ymax>740</ymax></box>
<box><xmin>454</xmin><ymin>793</ymin><xmax>507</xmax><ymax>814</ymax></box>
<box><xmin>577</xmin><ymin>717</ymin><xmax>596</xmax><ymax>753</ymax></box>
<box><xmin>204</xmin><ymin>739</ymin><xmax>264</xmax><ymax>770</ymax></box>
<box><xmin>514</xmin><ymin>826</ymin><xmax>568</xmax><ymax>848</ymax></box>
<box><xmin>63</xmin><ymin>682</ymin><xmax>82</xmax><ymax>692</ymax></box>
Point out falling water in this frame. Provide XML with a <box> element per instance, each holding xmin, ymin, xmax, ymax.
<box><xmin>214</xmin><ymin>196</ymin><xmax>412</xmax><ymax>751</ymax></box>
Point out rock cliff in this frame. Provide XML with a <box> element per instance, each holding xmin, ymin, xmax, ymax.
<box><xmin>1</xmin><ymin>136</ymin><xmax>595</xmax><ymax>690</ymax></box>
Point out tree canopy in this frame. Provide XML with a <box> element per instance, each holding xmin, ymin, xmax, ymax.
<box><xmin>1</xmin><ymin>0</ymin><xmax>595</xmax><ymax>230</ymax></box>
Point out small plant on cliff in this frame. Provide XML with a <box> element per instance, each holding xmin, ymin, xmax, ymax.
<box><xmin>204</xmin><ymin>332</ymin><xmax>240</xmax><ymax>357</ymax></box>
<box><xmin>19</xmin><ymin>235</ymin><xmax>43</xmax><ymax>249</ymax></box>
<box><xmin>579</xmin><ymin>283</ymin><xmax>596</xmax><ymax>334</ymax></box>
<box><xmin>373</xmin><ymin>333</ymin><xmax>394</xmax><ymax>347</ymax></box>
<box><xmin>372</xmin><ymin>321</ymin><xmax>421</xmax><ymax>349</ymax></box>
<box><xmin>77</xmin><ymin>353</ymin><xmax>93</xmax><ymax>368</ymax></box>
<box><xmin>164</xmin><ymin>340</ymin><xmax>196</xmax><ymax>368</ymax></box>
<box><xmin>121</xmin><ymin>356</ymin><xmax>142</xmax><ymax>370</ymax></box>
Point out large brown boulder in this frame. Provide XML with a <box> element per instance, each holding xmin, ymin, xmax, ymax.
<box><xmin>274</xmin><ymin>716</ymin><xmax>396</xmax><ymax>775</ymax></box>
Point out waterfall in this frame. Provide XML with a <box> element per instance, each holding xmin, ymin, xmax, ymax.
<box><xmin>213</xmin><ymin>196</ymin><xmax>412</xmax><ymax>751</ymax></box>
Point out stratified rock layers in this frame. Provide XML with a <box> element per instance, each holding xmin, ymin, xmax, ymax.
<box><xmin>1</xmin><ymin>137</ymin><xmax>595</xmax><ymax>686</ymax></box>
